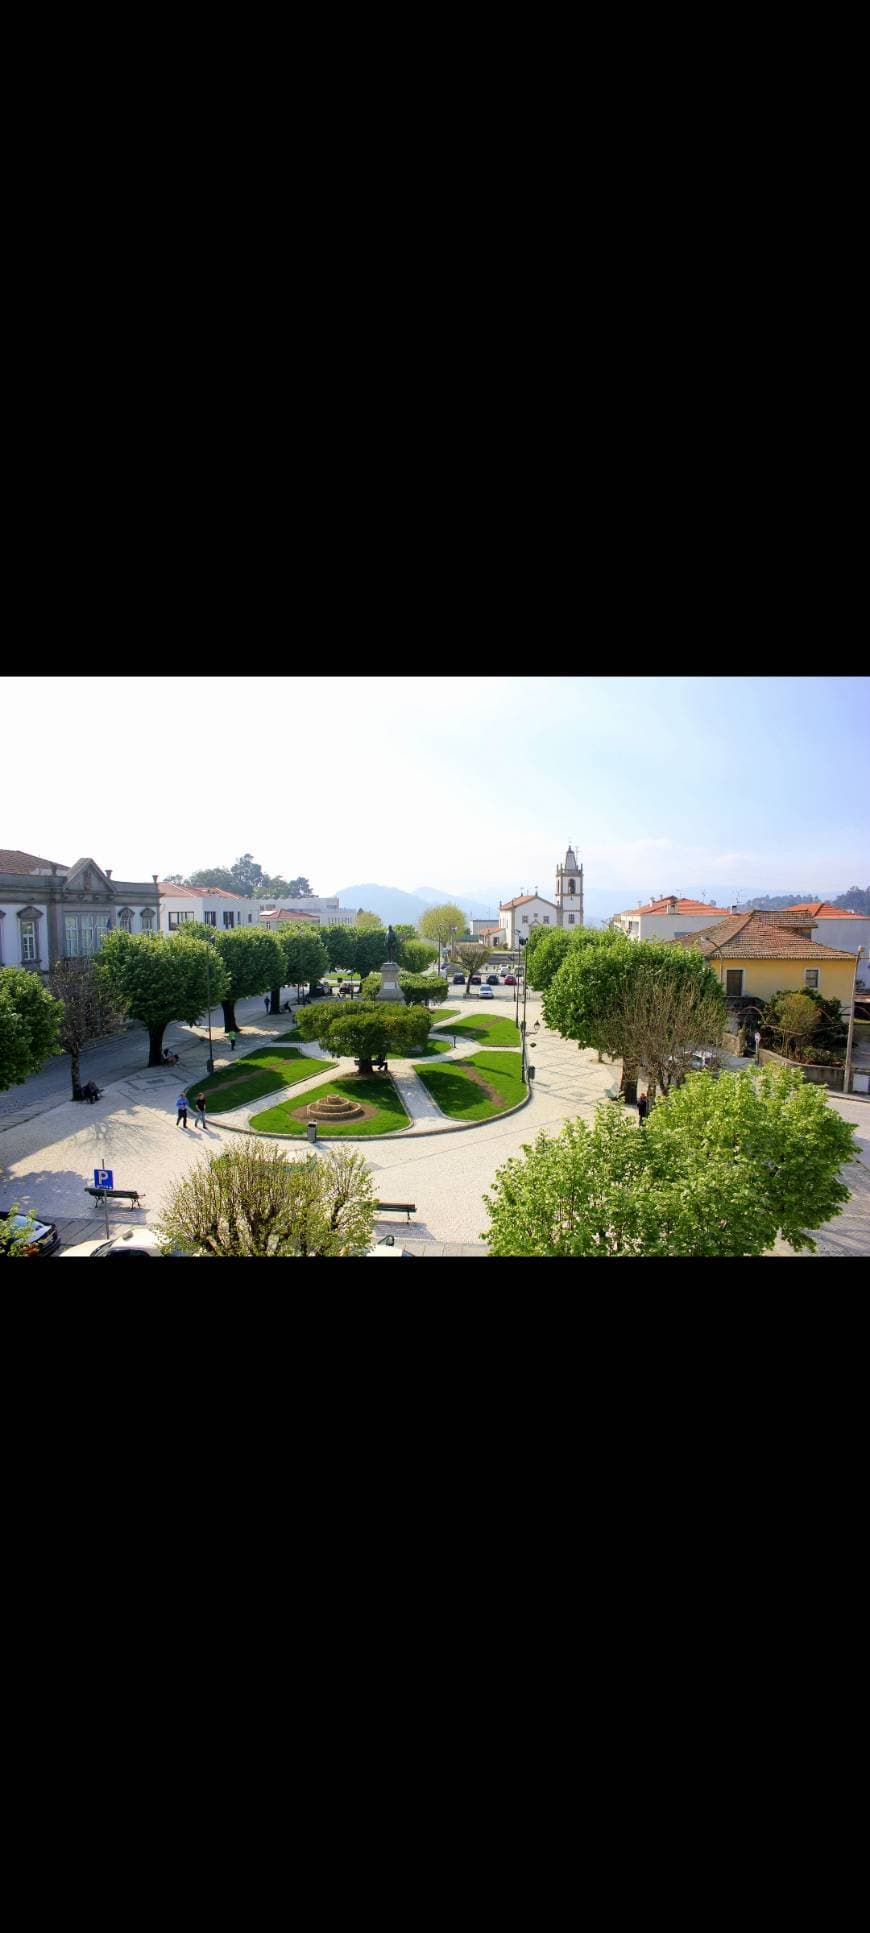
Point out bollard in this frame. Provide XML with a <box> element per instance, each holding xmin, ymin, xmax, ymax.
<box><xmin>307</xmin><ymin>1122</ymin><xmax>317</xmax><ymax>1144</ymax></box>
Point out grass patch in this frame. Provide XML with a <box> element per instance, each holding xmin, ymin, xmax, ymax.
<box><xmin>407</xmin><ymin>1037</ymin><xmax>451</xmax><ymax>1058</ymax></box>
<box><xmin>439</xmin><ymin>1014</ymin><xmax>521</xmax><ymax>1047</ymax></box>
<box><xmin>253</xmin><ymin>1073</ymin><xmax>410</xmax><ymax>1137</ymax></box>
<box><xmin>185</xmin><ymin>1046</ymin><xmax>336</xmax><ymax>1114</ymax></box>
<box><xmin>432</xmin><ymin>1007</ymin><xmax>460</xmax><ymax>1024</ymax></box>
<box><xmin>415</xmin><ymin>1050</ymin><xmax>526</xmax><ymax>1120</ymax></box>
<box><xmin>276</xmin><ymin>1028</ymin><xmax>301</xmax><ymax>1041</ymax></box>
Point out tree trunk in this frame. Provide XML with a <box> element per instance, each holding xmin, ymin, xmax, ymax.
<box><xmin>621</xmin><ymin>1060</ymin><xmax>638</xmax><ymax>1106</ymax></box>
<box><xmin>269</xmin><ymin>988</ymin><xmax>281</xmax><ymax>1015</ymax></box>
<box><xmin>148</xmin><ymin>1023</ymin><xmax>167</xmax><ymax>1067</ymax></box>
<box><xmin>222</xmin><ymin>999</ymin><xmax>238</xmax><ymax>1032</ymax></box>
<box><xmin>357</xmin><ymin>1056</ymin><xmax>374</xmax><ymax>1075</ymax></box>
<box><xmin>70</xmin><ymin>1046</ymin><xmax>81</xmax><ymax>1097</ymax></box>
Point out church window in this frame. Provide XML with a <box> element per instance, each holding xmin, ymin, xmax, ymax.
<box><xmin>568</xmin><ymin>913</ymin><xmax>575</xmax><ymax>925</ymax></box>
<box><xmin>568</xmin><ymin>879</ymin><xmax>575</xmax><ymax>894</ymax></box>
<box><xmin>544</xmin><ymin>916</ymin><xmax>550</xmax><ymax>923</ymax></box>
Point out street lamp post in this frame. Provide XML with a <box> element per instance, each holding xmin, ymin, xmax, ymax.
<box><xmin>205</xmin><ymin>942</ymin><xmax>215</xmax><ymax>1075</ymax></box>
<box><xmin>843</xmin><ymin>947</ymin><xmax>864</xmax><ymax>1097</ymax></box>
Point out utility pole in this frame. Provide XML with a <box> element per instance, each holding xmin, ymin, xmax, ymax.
<box><xmin>842</xmin><ymin>948</ymin><xmax>864</xmax><ymax>1097</ymax></box>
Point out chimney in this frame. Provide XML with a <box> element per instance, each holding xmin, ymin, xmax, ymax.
<box><xmin>667</xmin><ymin>897</ymin><xmax>677</xmax><ymax>914</ymax></box>
<box><xmin>731</xmin><ymin>904</ymin><xmax>739</xmax><ymax>914</ymax></box>
<box><xmin>152</xmin><ymin>874</ymin><xmax>158</xmax><ymax>884</ymax></box>
<box><xmin>105</xmin><ymin>869</ymin><xmax>112</xmax><ymax>879</ymax></box>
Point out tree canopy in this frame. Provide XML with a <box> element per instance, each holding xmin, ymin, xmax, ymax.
<box><xmin>209</xmin><ymin>927</ymin><xmax>287</xmax><ymax>1029</ymax></box>
<box><xmin>455</xmin><ymin>942</ymin><xmax>496</xmax><ymax>995</ymax></box>
<box><xmin>525</xmin><ymin>927</ymin><xmax>574</xmax><ymax>991</ymax></box>
<box><xmin>398</xmin><ymin>973</ymin><xmax>449</xmax><ymax>1008</ymax></box>
<box><xmin>281</xmin><ymin>925</ymin><xmax>328</xmax><ymax>991</ymax></box>
<box><xmin>96</xmin><ymin>931</ymin><xmax>230</xmax><ymax>1065</ymax></box>
<box><xmin>483</xmin><ymin>1065</ymin><xmax>857</xmax><ymax>1256</ymax></box>
<box><xmin>297</xmin><ymin>999</ymin><xmax>431</xmax><ymax>1072</ymax></box>
<box><xmin>355</xmin><ymin>911</ymin><xmax>381</xmax><ymax>931</ymax></box>
<box><xmin>157</xmin><ymin>1143</ymin><xmax>376</xmax><ymax>1256</ymax></box>
<box><xmin>419</xmin><ymin>903</ymin><xmax>466</xmax><ymax>955</ymax></box>
<box><xmin>0</xmin><ymin>966</ymin><xmax>64</xmax><ymax>1091</ymax></box>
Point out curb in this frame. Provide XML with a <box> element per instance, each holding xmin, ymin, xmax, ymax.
<box><xmin>202</xmin><ymin>1078</ymin><xmax>534</xmax><ymax>1144</ymax></box>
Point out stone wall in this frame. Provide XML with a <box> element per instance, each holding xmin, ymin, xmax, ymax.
<box><xmin>758</xmin><ymin>1047</ymin><xmax>845</xmax><ymax>1092</ymax></box>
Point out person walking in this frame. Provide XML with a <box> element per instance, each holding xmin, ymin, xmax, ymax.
<box><xmin>227</xmin><ymin>1029</ymin><xmax>237</xmax><ymax>1052</ymax></box>
<box><xmin>637</xmin><ymin>1092</ymin><xmax>649</xmax><ymax>1125</ymax></box>
<box><xmin>194</xmin><ymin>1092</ymin><xmax>207</xmax><ymax>1130</ymax></box>
<box><xmin>176</xmin><ymin>1092</ymin><xmax>189</xmax><ymax>1129</ymax></box>
<box><xmin>264</xmin><ymin>997</ymin><xmax>271</xmax><ymax>1014</ymax></box>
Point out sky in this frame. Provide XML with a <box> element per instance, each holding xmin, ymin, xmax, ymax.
<box><xmin>4</xmin><ymin>675</ymin><xmax>868</xmax><ymax>907</ymax></box>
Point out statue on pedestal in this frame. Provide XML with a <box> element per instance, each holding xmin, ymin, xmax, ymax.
<box><xmin>385</xmin><ymin>924</ymin><xmax>398</xmax><ymax>962</ymax></box>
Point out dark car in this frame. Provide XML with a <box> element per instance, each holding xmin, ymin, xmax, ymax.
<box><xmin>470</xmin><ymin>974</ymin><xmax>481</xmax><ymax>984</ymax></box>
<box><xmin>453</xmin><ymin>973</ymin><xmax>465</xmax><ymax>984</ymax></box>
<box><xmin>486</xmin><ymin>974</ymin><xmax>499</xmax><ymax>986</ymax></box>
<box><xmin>503</xmin><ymin>973</ymin><xmax>517</xmax><ymax>985</ymax></box>
<box><xmin>311</xmin><ymin>982</ymin><xmax>331</xmax><ymax>997</ymax></box>
<box><xmin>0</xmin><ymin>1209</ymin><xmax>61</xmax><ymax>1257</ymax></box>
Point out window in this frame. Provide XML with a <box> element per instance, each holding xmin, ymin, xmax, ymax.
<box><xmin>65</xmin><ymin>915</ymin><xmax>80</xmax><ymax>957</ymax></box>
<box><xmin>20</xmin><ymin>920</ymin><xmax>37</xmax><ymax>963</ymax></box>
<box><xmin>223</xmin><ymin>911</ymin><xmax>235</xmax><ymax>928</ymax></box>
<box><xmin>522</xmin><ymin>914</ymin><xmax>528</xmax><ymax>925</ymax></box>
<box><xmin>248</xmin><ymin>913</ymin><xmax>253</xmax><ymax>923</ymax></box>
<box><xmin>568</xmin><ymin>913</ymin><xmax>575</xmax><ymax>924</ymax></box>
<box><xmin>204</xmin><ymin>910</ymin><xmax>217</xmax><ymax>926</ymax></box>
<box><xmin>80</xmin><ymin>914</ymin><xmax>97</xmax><ymax>955</ymax></box>
<box><xmin>168</xmin><ymin>911</ymin><xmax>194</xmax><ymax>929</ymax></box>
<box><xmin>568</xmin><ymin>879</ymin><xmax>575</xmax><ymax>894</ymax></box>
<box><xmin>544</xmin><ymin>916</ymin><xmax>550</xmax><ymax>924</ymax></box>
<box><xmin>119</xmin><ymin>909</ymin><xmax>133</xmax><ymax>933</ymax></box>
<box><xmin>96</xmin><ymin>915</ymin><xmax>110</xmax><ymax>946</ymax></box>
<box><xmin>804</xmin><ymin>968</ymin><xmax>820</xmax><ymax>990</ymax></box>
<box><xmin>140</xmin><ymin>909</ymin><xmax>154</xmax><ymax>932</ymax></box>
<box><xmin>725</xmin><ymin>969</ymin><xmax>744</xmax><ymax>996</ymax></box>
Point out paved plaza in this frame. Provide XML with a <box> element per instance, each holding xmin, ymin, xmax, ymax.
<box><xmin>0</xmin><ymin>987</ymin><xmax>867</xmax><ymax>1256</ymax></box>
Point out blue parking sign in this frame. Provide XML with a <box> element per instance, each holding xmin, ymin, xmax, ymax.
<box><xmin>94</xmin><ymin>1168</ymin><xmax>114</xmax><ymax>1189</ymax></box>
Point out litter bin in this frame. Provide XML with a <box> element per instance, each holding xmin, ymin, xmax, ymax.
<box><xmin>307</xmin><ymin>1122</ymin><xmax>318</xmax><ymax>1144</ymax></box>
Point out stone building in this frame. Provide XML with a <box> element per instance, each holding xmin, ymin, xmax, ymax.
<box><xmin>0</xmin><ymin>848</ymin><xmax>160</xmax><ymax>978</ymax></box>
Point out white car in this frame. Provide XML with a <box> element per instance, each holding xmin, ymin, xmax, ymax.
<box><xmin>477</xmin><ymin>984</ymin><xmax>495</xmax><ymax>999</ymax></box>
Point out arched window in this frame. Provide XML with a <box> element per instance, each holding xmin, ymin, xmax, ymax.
<box><xmin>139</xmin><ymin>908</ymin><xmax>155</xmax><ymax>932</ymax></box>
<box><xmin>119</xmin><ymin>907</ymin><xmax>134</xmax><ymax>933</ymax></box>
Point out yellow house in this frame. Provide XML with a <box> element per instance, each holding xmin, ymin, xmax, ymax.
<box><xmin>671</xmin><ymin>910</ymin><xmax>858</xmax><ymax>1012</ymax></box>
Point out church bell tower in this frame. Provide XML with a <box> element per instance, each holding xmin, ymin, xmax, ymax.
<box><xmin>555</xmin><ymin>844</ymin><xmax>583</xmax><ymax>928</ymax></box>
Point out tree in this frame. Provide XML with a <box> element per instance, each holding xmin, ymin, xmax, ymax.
<box><xmin>230</xmin><ymin>852</ymin><xmax>264</xmax><ymax>894</ymax></box>
<box><xmin>525</xmin><ymin>928</ymin><xmax>574</xmax><ymax>991</ymax></box>
<box><xmin>190</xmin><ymin>867</ymin><xmax>237</xmax><ymax>891</ymax></box>
<box><xmin>398</xmin><ymin>973</ymin><xmax>448</xmax><ymax>1008</ymax></box>
<box><xmin>297</xmin><ymin>1000</ymin><xmax>432</xmax><ymax>1073</ymax></box>
<box><xmin>768</xmin><ymin>991</ymin><xmax>820</xmax><ymax>1062</ymax></box>
<box><xmin>96</xmin><ymin>931</ymin><xmax>230</xmax><ymax>1066</ymax></box>
<box><xmin>542</xmin><ymin>930</ymin><xmax>659</xmax><ymax>1101</ymax></box>
<box><xmin>210</xmin><ymin>926</ymin><xmax>286</xmax><ymax>1032</ymax></box>
<box><xmin>760</xmin><ymin>988</ymin><xmax>846</xmax><ymax>1059</ymax></box>
<box><xmin>279</xmin><ymin>926</ymin><xmax>328</xmax><ymax>1009</ymax></box>
<box><xmin>162</xmin><ymin>874</ymin><xmax>189</xmax><ymax>886</ymax></box>
<box><xmin>419</xmin><ymin>903</ymin><xmax>466</xmax><ymax>969</ymax></box>
<box><xmin>483</xmin><ymin>1065</ymin><xmax>858</xmax><ymax>1256</ymax></box>
<box><xmin>157</xmin><ymin>1142</ymin><xmax>376</xmax><ymax>1256</ymax></box>
<box><xmin>48</xmin><ymin>957</ymin><xmax>128</xmax><ymax>1098</ymax></box>
<box><xmin>608</xmin><ymin>951</ymin><xmax>726</xmax><ymax>1102</ymax></box>
<box><xmin>397</xmin><ymin>938</ymin><xmax>438</xmax><ymax>973</ymax></box>
<box><xmin>354</xmin><ymin>928</ymin><xmax>394</xmax><ymax>977</ymax></box>
<box><xmin>254</xmin><ymin>875</ymin><xmax>292</xmax><ymax>900</ymax></box>
<box><xmin>355</xmin><ymin>911</ymin><xmax>381</xmax><ymax>931</ymax></box>
<box><xmin>454</xmin><ymin>943</ymin><xmax>494</xmax><ymax>997</ymax></box>
<box><xmin>289</xmin><ymin>877</ymin><xmax>312</xmax><ymax>898</ymax></box>
<box><xmin>0</xmin><ymin>1203</ymin><xmax>41</xmax><ymax>1256</ymax></box>
<box><xmin>0</xmin><ymin>966</ymin><xmax>64</xmax><ymax>1091</ymax></box>
<box><xmin>322</xmin><ymin>925</ymin><xmax>358</xmax><ymax>970</ymax></box>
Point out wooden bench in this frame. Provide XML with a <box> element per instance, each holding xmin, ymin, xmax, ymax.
<box><xmin>85</xmin><ymin>1187</ymin><xmax>144</xmax><ymax>1207</ymax></box>
<box><xmin>376</xmin><ymin>1201</ymin><xmax>416</xmax><ymax>1223</ymax></box>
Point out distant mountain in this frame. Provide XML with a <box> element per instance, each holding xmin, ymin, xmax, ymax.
<box><xmin>413</xmin><ymin>886</ymin><xmax>498</xmax><ymax>920</ymax></box>
<box><xmin>334</xmin><ymin>883</ymin><xmax>488</xmax><ymax>927</ymax></box>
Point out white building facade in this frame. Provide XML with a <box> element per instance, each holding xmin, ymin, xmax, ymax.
<box><xmin>258</xmin><ymin>896</ymin><xmax>356</xmax><ymax>927</ymax></box>
<box><xmin>612</xmin><ymin>896</ymin><xmax>732</xmax><ymax>942</ymax></box>
<box><xmin>158</xmin><ymin>883</ymin><xmax>260</xmax><ymax>933</ymax></box>
<box><xmin>499</xmin><ymin>847</ymin><xmax>585</xmax><ymax>947</ymax></box>
<box><xmin>782</xmin><ymin>904</ymin><xmax>870</xmax><ymax>982</ymax></box>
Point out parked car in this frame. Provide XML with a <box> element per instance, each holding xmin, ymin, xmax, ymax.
<box><xmin>453</xmin><ymin>973</ymin><xmax>465</xmax><ymax>984</ymax></box>
<box><xmin>0</xmin><ymin>1209</ymin><xmax>61</xmax><ymax>1258</ymax></box>
<box><xmin>486</xmin><ymin>974</ymin><xmax>499</xmax><ymax>986</ymax></box>
<box><xmin>470</xmin><ymin>974</ymin><xmax>482</xmax><ymax>984</ymax></box>
<box><xmin>503</xmin><ymin>974</ymin><xmax>517</xmax><ymax>985</ymax></box>
<box><xmin>366</xmin><ymin>1237</ymin><xmax>417</xmax><ymax>1258</ymax></box>
<box><xmin>478</xmin><ymin>984</ymin><xmax>494</xmax><ymax>999</ymax></box>
<box><xmin>311</xmin><ymin>982</ymin><xmax>331</xmax><ymax>997</ymax></box>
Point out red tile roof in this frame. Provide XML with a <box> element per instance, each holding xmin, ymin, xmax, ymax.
<box><xmin>260</xmin><ymin>907</ymin><xmax>320</xmax><ymax>922</ymax></box>
<box><xmin>499</xmin><ymin>894</ymin><xmax>559</xmax><ymax>910</ymax></box>
<box><xmin>158</xmin><ymin>881</ymin><xmax>246</xmax><ymax>900</ymax></box>
<box><xmin>0</xmin><ymin>848</ymin><xmax>68</xmax><ymax>873</ymax></box>
<box><xmin>783</xmin><ymin>902</ymin><xmax>864</xmax><ymax>919</ymax></box>
<box><xmin>670</xmin><ymin>911</ymin><xmax>855</xmax><ymax>961</ymax></box>
<box><xmin>618</xmin><ymin>896</ymin><xmax>731</xmax><ymax>918</ymax></box>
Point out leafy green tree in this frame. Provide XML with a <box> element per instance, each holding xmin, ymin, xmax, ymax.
<box><xmin>230</xmin><ymin>852</ymin><xmax>264</xmax><ymax>893</ymax></box>
<box><xmin>254</xmin><ymin>875</ymin><xmax>292</xmax><ymax>900</ymax></box>
<box><xmin>542</xmin><ymin>930</ymin><xmax>664</xmax><ymax>1101</ymax></box>
<box><xmin>48</xmin><ymin>956</ymin><xmax>128</xmax><ymax>1098</ymax></box>
<box><xmin>355</xmin><ymin>911</ymin><xmax>381</xmax><ymax>931</ymax></box>
<box><xmin>760</xmin><ymin>988</ymin><xmax>846</xmax><ymax>1059</ymax></box>
<box><xmin>419</xmin><ymin>902</ymin><xmax>466</xmax><ymax>968</ymax></box>
<box><xmin>322</xmin><ymin>925</ymin><xmax>358</xmax><ymax>970</ymax></box>
<box><xmin>354</xmin><ymin>928</ymin><xmax>393</xmax><ymax>976</ymax></box>
<box><xmin>768</xmin><ymin>991</ymin><xmax>820</xmax><ymax>1062</ymax></box>
<box><xmin>398</xmin><ymin>938</ymin><xmax>438</xmax><ymax>973</ymax></box>
<box><xmin>190</xmin><ymin>867</ymin><xmax>237</xmax><ymax>891</ymax></box>
<box><xmin>525</xmin><ymin>928</ymin><xmax>574</xmax><ymax>991</ymax></box>
<box><xmin>454</xmin><ymin>943</ymin><xmax>494</xmax><ymax>997</ymax></box>
<box><xmin>162</xmin><ymin>874</ymin><xmax>189</xmax><ymax>886</ymax></box>
<box><xmin>0</xmin><ymin>1203</ymin><xmax>41</xmax><ymax>1256</ymax></box>
<box><xmin>483</xmin><ymin>1065</ymin><xmax>858</xmax><ymax>1256</ymax></box>
<box><xmin>96</xmin><ymin>931</ymin><xmax>230</xmax><ymax>1066</ymax></box>
<box><xmin>288</xmin><ymin>877</ymin><xmax>312</xmax><ymax>898</ymax></box>
<box><xmin>398</xmin><ymin>973</ymin><xmax>448</xmax><ymax>1008</ymax></box>
<box><xmin>0</xmin><ymin>966</ymin><xmax>64</xmax><ymax>1091</ymax></box>
<box><xmin>360</xmin><ymin>972</ymin><xmax>381</xmax><ymax>1001</ymax></box>
<box><xmin>279</xmin><ymin>926</ymin><xmax>328</xmax><ymax>1009</ymax></box>
<box><xmin>210</xmin><ymin>926</ymin><xmax>287</xmax><ymax>1032</ymax></box>
<box><xmin>297</xmin><ymin>1000</ymin><xmax>431</xmax><ymax>1073</ymax></box>
<box><xmin>157</xmin><ymin>1142</ymin><xmax>376</xmax><ymax>1256</ymax></box>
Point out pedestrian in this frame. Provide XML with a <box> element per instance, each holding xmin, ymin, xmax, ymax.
<box><xmin>637</xmin><ymin>1092</ymin><xmax>649</xmax><ymax>1125</ymax></box>
<box><xmin>264</xmin><ymin>997</ymin><xmax>270</xmax><ymax>1013</ymax></box>
<box><xmin>176</xmin><ymin>1092</ymin><xmax>189</xmax><ymax>1128</ymax></box>
<box><xmin>227</xmin><ymin>1029</ymin><xmax>237</xmax><ymax>1052</ymax></box>
<box><xmin>194</xmin><ymin>1092</ymin><xmax>207</xmax><ymax>1130</ymax></box>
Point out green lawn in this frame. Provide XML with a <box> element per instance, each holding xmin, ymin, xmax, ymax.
<box><xmin>436</xmin><ymin>1014</ymin><xmax>521</xmax><ymax>1047</ymax></box>
<box><xmin>415</xmin><ymin>1050</ymin><xmax>526</xmax><ymax>1120</ymax></box>
<box><xmin>185</xmin><ymin>1046</ymin><xmax>336</xmax><ymax>1114</ymax></box>
<box><xmin>276</xmin><ymin>1028</ymin><xmax>301</xmax><ymax>1041</ymax></box>
<box><xmin>432</xmin><ymin>1007</ymin><xmax>460</xmax><ymax>1023</ymax></box>
<box><xmin>253</xmin><ymin>1072</ymin><xmax>410</xmax><ymax>1137</ymax></box>
<box><xmin>407</xmin><ymin>1036</ymin><xmax>451</xmax><ymax>1058</ymax></box>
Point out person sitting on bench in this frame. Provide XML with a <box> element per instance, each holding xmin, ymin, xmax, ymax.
<box><xmin>83</xmin><ymin>1079</ymin><xmax>101</xmax><ymax>1103</ymax></box>
<box><xmin>374</xmin><ymin>1054</ymin><xmax>388</xmax><ymax>1073</ymax></box>
<box><xmin>162</xmin><ymin>1048</ymin><xmax>180</xmax><ymax>1065</ymax></box>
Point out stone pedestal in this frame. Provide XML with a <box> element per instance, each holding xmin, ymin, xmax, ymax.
<box><xmin>377</xmin><ymin>960</ymin><xmax>404</xmax><ymax>1003</ymax></box>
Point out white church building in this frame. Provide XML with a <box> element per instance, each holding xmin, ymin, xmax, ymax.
<box><xmin>499</xmin><ymin>846</ymin><xmax>584</xmax><ymax>947</ymax></box>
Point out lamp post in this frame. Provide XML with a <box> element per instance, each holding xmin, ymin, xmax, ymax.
<box><xmin>843</xmin><ymin>947</ymin><xmax>864</xmax><ymax>1097</ymax></box>
<box><xmin>205</xmin><ymin>941</ymin><xmax>215</xmax><ymax>1075</ymax></box>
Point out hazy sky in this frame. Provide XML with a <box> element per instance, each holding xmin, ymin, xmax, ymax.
<box><xmin>4</xmin><ymin>675</ymin><xmax>868</xmax><ymax>903</ymax></box>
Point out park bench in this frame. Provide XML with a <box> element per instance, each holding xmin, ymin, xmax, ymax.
<box><xmin>376</xmin><ymin>1201</ymin><xmax>416</xmax><ymax>1223</ymax></box>
<box><xmin>85</xmin><ymin>1186</ymin><xmax>144</xmax><ymax>1208</ymax></box>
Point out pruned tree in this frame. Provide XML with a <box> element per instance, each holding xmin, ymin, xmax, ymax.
<box><xmin>525</xmin><ymin>928</ymin><xmax>574</xmax><ymax>991</ymax></box>
<box><xmin>609</xmin><ymin>959</ymin><xmax>726</xmax><ymax>1103</ymax></box>
<box><xmin>207</xmin><ymin>926</ymin><xmax>287</xmax><ymax>1032</ymax></box>
<box><xmin>0</xmin><ymin>966</ymin><xmax>64</xmax><ymax>1092</ymax></box>
<box><xmin>96</xmin><ymin>931</ymin><xmax>230</xmax><ymax>1066</ymax></box>
<box><xmin>279</xmin><ymin>926</ymin><xmax>328</xmax><ymax>1010</ymax></box>
<box><xmin>398</xmin><ymin>973</ymin><xmax>448</xmax><ymax>1009</ymax></box>
<box><xmin>398</xmin><ymin>938</ymin><xmax>439</xmax><ymax>974</ymax></box>
<box><xmin>322</xmin><ymin>925</ymin><xmax>358</xmax><ymax>971</ymax></box>
<box><xmin>157</xmin><ymin>1142</ymin><xmax>376</xmax><ymax>1256</ymax></box>
<box><xmin>296</xmin><ymin>1000</ymin><xmax>431</xmax><ymax>1073</ymax></box>
<box><xmin>48</xmin><ymin>956</ymin><xmax>129</xmax><ymax>1098</ymax></box>
<box><xmin>454</xmin><ymin>943</ymin><xmax>493</xmax><ymax>997</ymax></box>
